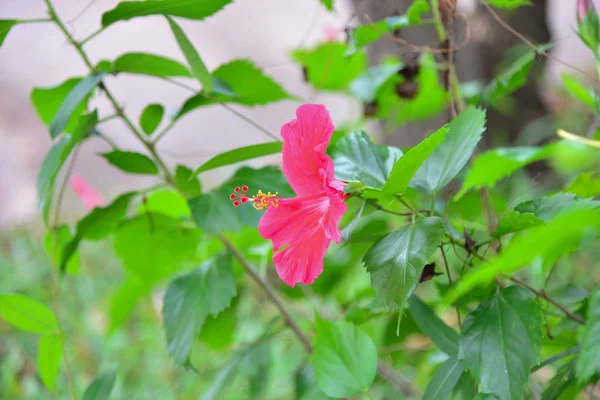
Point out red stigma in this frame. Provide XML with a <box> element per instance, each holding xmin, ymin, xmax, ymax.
<box><xmin>242</xmin><ymin>185</ymin><xmax>248</xmax><ymax>192</ymax></box>
<box><xmin>233</xmin><ymin>201</ymin><xmax>240</xmax><ymax>207</ymax></box>
<box><xmin>241</xmin><ymin>197</ymin><xmax>248</xmax><ymax>203</ymax></box>
<box><xmin>234</xmin><ymin>187</ymin><xmax>240</xmax><ymax>193</ymax></box>
<box><xmin>230</xmin><ymin>193</ymin><xmax>236</xmax><ymax>200</ymax></box>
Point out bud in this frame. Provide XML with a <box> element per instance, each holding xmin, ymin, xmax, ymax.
<box><xmin>577</xmin><ymin>0</ymin><xmax>600</xmax><ymax>51</ymax></box>
<box><xmin>578</xmin><ymin>0</ymin><xmax>592</xmax><ymax>23</ymax></box>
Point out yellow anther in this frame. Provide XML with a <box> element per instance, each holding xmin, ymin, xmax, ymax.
<box><xmin>252</xmin><ymin>190</ymin><xmax>280</xmax><ymax>210</ymax></box>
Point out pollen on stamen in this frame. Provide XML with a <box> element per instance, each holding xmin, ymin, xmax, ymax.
<box><xmin>252</xmin><ymin>189</ymin><xmax>280</xmax><ymax>211</ymax></box>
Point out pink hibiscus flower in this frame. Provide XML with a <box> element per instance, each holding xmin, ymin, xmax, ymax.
<box><xmin>70</xmin><ymin>175</ymin><xmax>103</xmax><ymax>210</ymax></box>
<box><xmin>230</xmin><ymin>104</ymin><xmax>348</xmax><ymax>287</ymax></box>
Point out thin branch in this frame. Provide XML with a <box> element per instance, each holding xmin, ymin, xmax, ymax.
<box><xmin>531</xmin><ymin>346</ymin><xmax>580</xmax><ymax>372</ymax></box>
<box><xmin>216</xmin><ymin>102</ymin><xmax>281</xmax><ymax>142</ymax></box>
<box><xmin>18</xmin><ymin>18</ymin><xmax>53</xmax><ymax>24</ymax></box>
<box><xmin>360</xmin><ymin>196</ymin><xmax>413</xmax><ymax>216</ymax></box>
<box><xmin>440</xmin><ymin>245</ymin><xmax>462</xmax><ymax>330</ymax></box>
<box><xmin>509</xmin><ymin>276</ymin><xmax>585</xmax><ymax>325</ymax></box>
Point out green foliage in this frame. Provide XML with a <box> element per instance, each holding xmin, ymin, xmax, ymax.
<box><xmin>313</xmin><ymin>315</ymin><xmax>377</xmax><ymax>397</ymax></box>
<box><xmin>515</xmin><ymin>192</ymin><xmax>600</xmax><ymax>220</ymax></box>
<box><xmin>175</xmin><ymin>165</ymin><xmax>202</xmax><ymax>197</ymax></box>
<box><xmin>492</xmin><ymin>210</ymin><xmax>544</xmax><ymax>237</ymax></box>
<box><xmin>140</xmin><ymin>104</ymin><xmax>165</xmax><ymax>135</ymax></box>
<box><xmin>101</xmin><ymin>150</ymin><xmax>159</xmax><ymax>175</ymax></box>
<box><xmin>37</xmin><ymin>334</ymin><xmax>62</xmax><ymax>391</ymax></box>
<box><xmin>82</xmin><ymin>369</ymin><xmax>117</xmax><ymax>400</ymax></box>
<box><xmin>350</xmin><ymin>63</ymin><xmax>402</xmax><ymax>102</ymax></box>
<box><xmin>0</xmin><ymin>294</ymin><xmax>58</xmax><ymax>334</ymax></box>
<box><xmin>561</xmin><ymin>73</ymin><xmax>598</xmax><ymax>110</ymax></box>
<box><xmin>484</xmin><ymin>0</ymin><xmax>532</xmax><ymax>8</ymax></box>
<box><xmin>31</xmin><ymin>78</ymin><xmax>88</xmax><ymax>134</ymax></box>
<box><xmin>320</xmin><ymin>0</ymin><xmax>333</xmax><ymax>11</ymax></box>
<box><xmin>44</xmin><ymin>224</ymin><xmax>80</xmax><ymax>274</ymax></box>
<box><xmin>408</xmin><ymin>296</ymin><xmax>459</xmax><ymax>355</ymax></box>
<box><xmin>578</xmin><ymin>7</ymin><xmax>600</xmax><ymax>50</ymax></box>
<box><xmin>542</xmin><ymin>360</ymin><xmax>577</xmax><ymax>400</ymax></box>
<box><xmin>575</xmin><ymin>287</ymin><xmax>600</xmax><ymax>385</ymax></box>
<box><xmin>566</xmin><ymin>172</ymin><xmax>600</xmax><ymax>197</ymax></box>
<box><xmin>459</xmin><ymin>286</ymin><xmax>543</xmax><ymax>400</ymax></box>
<box><xmin>193</xmin><ymin>142</ymin><xmax>283</xmax><ymax>175</ymax></box>
<box><xmin>422</xmin><ymin>357</ymin><xmax>465</xmax><ymax>400</ymax></box>
<box><xmin>0</xmin><ymin>20</ymin><xmax>17</xmax><ymax>47</ymax></box>
<box><xmin>113</xmin><ymin>52</ymin><xmax>191</xmax><ymax>77</ymax></box>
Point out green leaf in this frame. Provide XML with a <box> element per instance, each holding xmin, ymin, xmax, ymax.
<box><xmin>408</xmin><ymin>295</ymin><xmax>459</xmax><ymax>356</ymax></box>
<box><xmin>320</xmin><ymin>0</ymin><xmax>333</xmax><ymax>11</ymax></box>
<box><xmin>407</xmin><ymin>0</ymin><xmax>430</xmax><ymax>23</ymax></box>
<box><xmin>101</xmin><ymin>150</ymin><xmax>159</xmax><ymax>175</ymax></box>
<box><xmin>566</xmin><ymin>172</ymin><xmax>600</xmax><ymax>198</ymax></box>
<box><xmin>37</xmin><ymin>112</ymin><xmax>98</xmax><ymax>221</ymax></box>
<box><xmin>31</xmin><ymin>78</ymin><xmax>88</xmax><ymax>134</ymax></box>
<box><xmin>102</xmin><ymin>0</ymin><xmax>233</xmax><ymax>27</ymax></box>
<box><xmin>330</xmin><ymin>130</ymin><xmax>402</xmax><ymax>189</ymax></box>
<box><xmin>515</xmin><ymin>192</ymin><xmax>600</xmax><ymax>221</ymax></box>
<box><xmin>74</xmin><ymin>192</ymin><xmax>136</xmax><ymax>241</ymax></box>
<box><xmin>423</xmin><ymin>357</ymin><xmax>465</xmax><ymax>400</ymax></box>
<box><xmin>341</xmin><ymin>201</ymin><xmax>366</xmax><ymax>242</ymax></box>
<box><xmin>293</xmin><ymin>42</ymin><xmax>366</xmax><ymax>91</ymax></box>
<box><xmin>178</xmin><ymin>60</ymin><xmax>291</xmax><ymax>117</ymax></box>
<box><xmin>0</xmin><ymin>294</ymin><xmax>58</xmax><ymax>334</ymax></box>
<box><xmin>163</xmin><ymin>254</ymin><xmax>236</xmax><ymax>364</ymax></box>
<box><xmin>456</xmin><ymin>146</ymin><xmax>551</xmax><ymax>199</ymax></box>
<box><xmin>575</xmin><ymin>286</ymin><xmax>600</xmax><ymax>385</ymax></box>
<box><xmin>383</xmin><ymin>125</ymin><xmax>448</xmax><ymax>195</ymax></box>
<box><xmin>49</xmin><ymin>72</ymin><xmax>105</xmax><ymax>139</ymax></box>
<box><xmin>313</xmin><ymin>316</ymin><xmax>378</xmax><ymax>398</ymax></box>
<box><xmin>561</xmin><ymin>73</ymin><xmax>597</xmax><ymax>110</ymax></box>
<box><xmin>108</xmin><ymin>275</ymin><xmax>148</xmax><ymax>332</ymax></box>
<box><xmin>114</xmin><ymin>213</ymin><xmax>202</xmax><ymax>284</ymax></box>
<box><xmin>200</xmin><ymin>296</ymin><xmax>238</xmax><ymax>350</ymax></box>
<box><xmin>175</xmin><ymin>165</ymin><xmax>202</xmax><ymax>197</ymax></box>
<box><xmin>140</xmin><ymin>189</ymin><xmax>190</xmax><ymax>219</ymax></box>
<box><xmin>492</xmin><ymin>210</ymin><xmax>544</xmax><ymax>238</ymax></box>
<box><xmin>113</xmin><ymin>52</ymin><xmax>191</xmax><ymax>77</ymax></box>
<box><xmin>37</xmin><ymin>334</ymin><xmax>62</xmax><ymax>391</ymax></box>
<box><xmin>82</xmin><ymin>368</ymin><xmax>117</xmax><ymax>400</ymax></box>
<box><xmin>189</xmin><ymin>166</ymin><xmax>292</xmax><ymax>233</ymax></box>
<box><xmin>44</xmin><ymin>225</ymin><xmax>80</xmax><ymax>275</ymax></box>
<box><xmin>0</xmin><ymin>20</ymin><xmax>18</xmax><ymax>47</ymax></box>
<box><xmin>193</xmin><ymin>142</ymin><xmax>282</xmax><ymax>175</ymax></box>
<box><xmin>411</xmin><ymin>106</ymin><xmax>486</xmax><ymax>194</ymax></box>
<box><xmin>484</xmin><ymin>0</ymin><xmax>532</xmax><ymax>8</ymax></box>
<box><xmin>459</xmin><ymin>286</ymin><xmax>542</xmax><ymax>400</ymax></box>
<box><xmin>166</xmin><ymin>17</ymin><xmax>212</xmax><ymax>92</ymax></box>
<box><xmin>578</xmin><ymin>6</ymin><xmax>600</xmax><ymax>50</ymax></box>
<box><xmin>363</xmin><ymin>217</ymin><xmax>444</xmax><ymax>309</ymax></box>
<box><xmin>541</xmin><ymin>360</ymin><xmax>577</xmax><ymax>400</ymax></box>
<box><xmin>446</xmin><ymin>209</ymin><xmax>600</xmax><ymax>303</ymax></box>
<box><xmin>349</xmin><ymin>63</ymin><xmax>402</xmax><ymax>102</ymax></box>
<box><xmin>140</xmin><ymin>104</ymin><xmax>164</xmax><ymax>135</ymax></box>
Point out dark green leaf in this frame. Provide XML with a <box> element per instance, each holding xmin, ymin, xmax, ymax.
<box><xmin>37</xmin><ymin>334</ymin><xmax>62</xmax><ymax>391</ymax></box>
<box><xmin>82</xmin><ymin>368</ymin><xmax>117</xmax><ymax>400</ymax></box>
<box><xmin>0</xmin><ymin>294</ymin><xmax>58</xmax><ymax>334</ymax></box>
<box><xmin>575</xmin><ymin>287</ymin><xmax>600</xmax><ymax>385</ymax></box>
<box><xmin>200</xmin><ymin>296</ymin><xmax>238</xmax><ymax>350</ymax></box>
<box><xmin>423</xmin><ymin>357</ymin><xmax>465</xmax><ymax>400</ymax></box>
<box><xmin>446</xmin><ymin>209</ymin><xmax>600</xmax><ymax>303</ymax></box>
<box><xmin>484</xmin><ymin>0</ymin><xmax>532</xmax><ymax>8</ymax></box>
<box><xmin>541</xmin><ymin>360</ymin><xmax>577</xmax><ymax>400</ymax></box>
<box><xmin>140</xmin><ymin>104</ymin><xmax>164</xmax><ymax>135</ymax></box>
<box><xmin>193</xmin><ymin>142</ymin><xmax>282</xmax><ymax>175</ymax></box>
<box><xmin>31</xmin><ymin>78</ymin><xmax>87</xmax><ymax>134</ymax></box>
<box><xmin>330</xmin><ymin>130</ymin><xmax>402</xmax><ymax>189</ymax></box>
<box><xmin>411</xmin><ymin>106</ymin><xmax>486</xmax><ymax>194</ymax></box>
<box><xmin>408</xmin><ymin>296</ymin><xmax>459</xmax><ymax>356</ymax></box>
<box><xmin>113</xmin><ymin>52</ymin><xmax>191</xmax><ymax>77</ymax></box>
<box><xmin>166</xmin><ymin>17</ymin><xmax>212</xmax><ymax>92</ymax></box>
<box><xmin>74</xmin><ymin>192</ymin><xmax>136</xmax><ymax>241</ymax></box>
<box><xmin>492</xmin><ymin>210</ymin><xmax>544</xmax><ymax>238</ymax></box>
<box><xmin>456</xmin><ymin>146</ymin><xmax>550</xmax><ymax>199</ymax></box>
<box><xmin>114</xmin><ymin>213</ymin><xmax>202</xmax><ymax>284</ymax></box>
<box><xmin>561</xmin><ymin>73</ymin><xmax>598</xmax><ymax>110</ymax></box>
<box><xmin>384</xmin><ymin>125</ymin><xmax>448</xmax><ymax>195</ymax></box>
<box><xmin>102</xmin><ymin>0</ymin><xmax>233</xmax><ymax>27</ymax></box>
<box><xmin>349</xmin><ymin>63</ymin><xmax>402</xmax><ymax>102</ymax></box>
<box><xmin>44</xmin><ymin>224</ymin><xmax>80</xmax><ymax>275</ymax></box>
<box><xmin>293</xmin><ymin>42</ymin><xmax>366</xmax><ymax>91</ymax></box>
<box><xmin>459</xmin><ymin>286</ymin><xmax>543</xmax><ymax>400</ymax></box>
<box><xmin>515</xmin><ymin>192</ymin><xmax>600</xmax><ymax>221</ymax></box>
<box><xmin>320</xmin><ymin>0</ymin><xmax>333</xmax><ymax>11</ymax></box>
<box><xmin>363</xmin><ymin>217</ymin><xmax>444</xmax><ymax>309</ymax></box>
<box><xmin>313</xmin><ymin>315</ymin><xmax>378</xmax><ymax>398</ymax></box>
<box><xmin>341</xmin><ymin>201</ymin><xmax>366</xmax><ymax>242</ymax></box>
<box><xmin>0</xmin><ymin>20</ymin><xmax>17</xmax><ymax>47</ymax></box>
<box><xmin>101</xmin><ymin>150</ymin><xmax>159</xmax><ymax>175</ymax></box>
<box><xmin>175</xmin><ymin>165</ymin><xmax>202</xmax><ymax>197</ymax></box>
<box><xmin>163</xmin><ymin>255</ymin><xmax>236</xmax><ymax>364</ymax></box>
<box><xmin>49</xmin><ymin>72</ymin><xmax>105</xmax><ymax>139</ymax></box>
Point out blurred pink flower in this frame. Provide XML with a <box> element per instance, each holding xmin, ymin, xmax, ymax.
<box><xmin>323</xmin><ymin>24</ymin><xmax>338</xmax><ymax>41</ymax></box>
<box><xmin>70</xmin><ymin>175</ymin><xmax>102</xmax><ymax>210</ymax></box>
<box><xmin>578</xmin><ymin>0</ymin><xmax>593</xmax><ymax>23</ymax></box>
<box><xmin>256</xmin><ymin>104</ymin><xmax>347</xmax><ymax>287</ymax></box>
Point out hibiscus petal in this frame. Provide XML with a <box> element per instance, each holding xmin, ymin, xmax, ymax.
<box><xmin>71</xmin><ymin>175</ymin><xmax>103</xmax><ymax>210</ymax></box>
<box><xmin>281</xmin><ymin>104</ymin><xmax>335</xmax><ymax>196</ymax></box>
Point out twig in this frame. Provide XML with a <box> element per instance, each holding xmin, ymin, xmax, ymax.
<box><xmin>18</xmin><ymin>18</ymin><xmax>53</xmax><ymax>24</ymax></box>
<box><xmin>531</xmin><ymin>346</ymin><xmax>580</xmax><ymax>372</ymax></box>
<box><xmin>359</xmin><ymin>196</ymin><xmax>413</xmax><ymax>216</ymax></box>
<box><xmin>440</xmin><ymin>245</ymin><xmax>462</xmax><ymax>330</ymax></box>
<box><xmin>509</xmin><ymin>276</ymin><xmax>585</xmax><ymax>325</ymax></box>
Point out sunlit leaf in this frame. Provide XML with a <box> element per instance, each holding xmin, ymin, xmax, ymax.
<box><xmin>37</xmin><ymin>334</ymin><xmax>62</xmax><ymax>391</ymax></box>
<box><xmin>0</xmin><ymin>20</ymin><xmax>17</xmax><ymax>47</ymax></box>
<box><xmin>484</xmin><ymin>0</ymin><xmax>532</xmax><ymax>8</ymax></box>
<box><xmin>114</xmin><ymin>52</ymin><xmax>191</xmax><ymax>77</ymax></box>
<box><xmin>108</xmin><ymin>274</ymin><xmax>149</xmax><ymax>332</ymax></box>
<box><xmin>492</xmin><ymin>210</ymin><xmax>544</xmax><ymax>238</ymax></box>
<box><xmin>565</xmin><ymin>172</ymin><xmax>600</xmax><ymax>198</ymax></box>
<box><xmin>193</xmin><ymin>142</ymin><xmax>282</xmax><ymax>175</ymax></box>
<box><xmin>320</xmin><ymin>0</ymin><xmax>333</xmax><ymax>11</ymax></box>
<box><xmin>140</xmin><ymin>189</ymin><xmax>190</xmax><ymax>219</ymax></box>
<box><xmin>0</xmin><ymin>294</ymin><xmax>58</xmax><ymax>334</ymax></box>
<box><xmin>140</xmin><ymin>104</ymin><xmax>164</xmax><ymax>135</ymax></box>
<box><xmin>44</xmin><ymin>224</ymin><xmax>80</xmax><ymax>275</ymax></box>
<box><xmin>561</xmin><ymin>73</ymin><xmax>598</xmax><ymax>110</ymax></box>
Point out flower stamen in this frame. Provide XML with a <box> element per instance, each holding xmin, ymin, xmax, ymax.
<box><xmin>252</xmin><ymin>190</ymin><xmax>280</xmax><ymax>210</ymax></box>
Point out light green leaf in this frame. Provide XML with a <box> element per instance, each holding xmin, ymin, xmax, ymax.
<box><xmin>82</xmin><ymin>368</ymin><xmax>117</xmax><ymax>400</ymax></box>
<box><xmin>49</xmin><ymin>72</ymin><xmax>105</xmax><ymax>139</ymax></box>
<box><xmin>140</xmin><ymin>104</ymin><xmax>164</xmax><ymax>135</ymax></box>
<box><xmin>163</xmin><ymin>254</ymin><xmax>236</xmax><ymax>364</ymax></box>
<box><xmin>484</xmin><ymin>0</ymin><xmax>532</xmax><ymax>8</ymax></box>
<box><xmin>383</xmin><ymin>125</ymin><xmax>448</xmax><ymax>195</ymax></box>
<box><xmin>349</xmin><ymin>63</ymin><xmax>402</xmax><ymax>102</ymax></box>
<box><xmin>37</xmin><ymin>334</ymin><xmax>62</xmax><ymax>391</ymax></box>
<box><xmin>313</xmin><ymin>316</ymin><xmax>378</xmax><ymax>398</ymax></box>
<box><xmin>561</xmin><ymin>73</ymin><xmax>597</xmax><ymax>110</ymax></box>
<box><xmin>102</xmin><ymin>0</ymin><xmax>233</xmax><ymax>27</ymax></box>
<box><xmin>515</xmin><ymin>192</ymin><xmax>600</xmax><ymax>221</ymax></box>
<box><xmin>330</xmin><ymin>130</ymin><xmax>402</xmax><ymax>189</ymax></box>
<box><xmin>166</xmin><ymin>16</ymin><xmax>212</xmax><ymax>92</ymax></box>
<box><xmin>31</xmin><ymin>78</ymin><xmax>87</xmax><ymax>134</ymax></box>
<box><xmin>293</xmin><ymin>42</ymin><xmax>366</xmax><ymax>91</ymax></box>
<box><xmin>200</xmin><ymin>296</ymin><xmax>238</xmax><ymax>350</ymax></box>
<box><xmin>320</xmin><ymin>0</ymin><xmax>333</xmax><ymax>11</ymax></box>
<box><xmin>566</xmin><ymin>172</ymin><xmax>600</xmax><ymax>198</ymax></box>
<box><xmin>101</xmin><ymin>150</ymin><xmax>159</xmax><ymax>175</ymax></box>
<box><xmin>459</xmin><ymin>286</ymin><xmax>542</xmax><ymax>400</ymax></box>
<box><xmin>407</xmin><ymin>0</ymin><xmax>430</xmax><ymax>23</ymax></box>
<box><xmin>575</xmin><ymin>287</ymin><xmax>600</xmax><ymax>385</ymax></box>
<box><xmin>492</xmin><ymin>210</ymin><xmax>544</xmax><ymax>238</ymax></box>
<box><xmin>0</xmin><ymin>294</ymin><xmax>58</xmax><ymax>334</ymax></box>
<box><xmin>108</xmin><ymin>275</ymin><xmax>148</xmax><ymax>332</ymax></box>
<box><xmin>114</xmin><ymin>213</ymin><xmax>202</xmax><ymax>284</ymax></box>
<box><xmin>44</xmin><ymin>224</ymin><xmax>80</xmax><ymax>275</ymax></box>
<box><xmin>363</xmin><ymin>217</ymin><xmax>444</xmax><ymax>309</ymax></box>
<box><xmin>423</xmin><ymin>357</ymin><xmax>465</xmax><ymax>400</ymax></box>
<box><xmin>175</xmin><ymin>165</ymin><xmax>202</xmax><ymax>197</ymax></box>
<box><xmin>0</xmin><ymin>20</ymin><xmax>18</xmax><ymax>47</ymax></box>
<box><xmin>114</xmin><ymin>52</ymin><xmax>191</xmax><ymax>77</ymax></box>
<box><xmin>445</xmin><ymin>208</ymin><xmax>600</xmax><ymax>303</ymax></box>
<box><xmin>193</xmin><ymin>142</ymin><xmax>282</xmax><ymax>175</ymax></box>
<box><xmin>140</xmin><ymin>189</ymin><xmax>190</xmax><ymax>219</ymax></box>
<box><xmin>411</xmin><ymin>106</ymin><xmax>486</xmax><ymax>194</ymax></box>
<box><xmin>456</xmin><ymin>146</ymin><xmax>550</xmax><ymax>199</ymax></box>
<box><xmin>408</xmin><ymin>295</ymin><xmax>459</xmax><ymax>356</ymax></box>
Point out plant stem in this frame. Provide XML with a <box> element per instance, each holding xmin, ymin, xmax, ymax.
<box><xmin>531</xmin><ymin>346</ymin><xmax>580</xmax><ymax>372</ymax></box>
<box><xmin>80</xmin><ymin>27</ymin><xmax>106</xmax><ymax>46</ymax></box>
<box><xmin>18</xmin><ymin>18</ymin><xmax>53</xmax><ymax>24</ymax></box>
<box><xmin>440</xmin><ymin>245</ymin><xmax>462</xmax><ymax>329</ymax></box>
<box><xmin>359</xmin><ymin>196</ymin><xmax>413</xmax><ymax>216</ymax></box>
